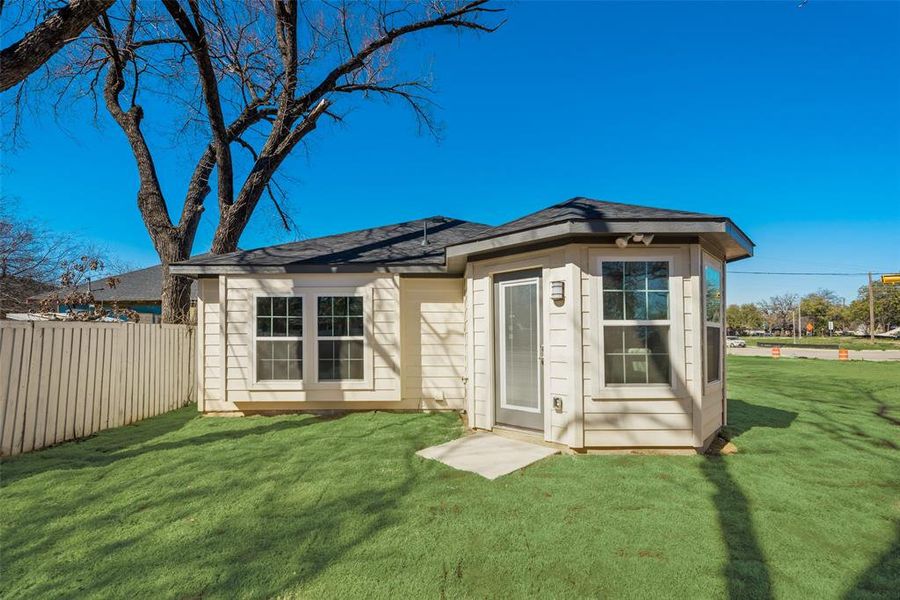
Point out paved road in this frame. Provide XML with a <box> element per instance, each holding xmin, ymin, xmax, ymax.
<box><xmin>728</xmin><ymin>347</ymin><xmax>900</xmax><ymax>361</ymax></box>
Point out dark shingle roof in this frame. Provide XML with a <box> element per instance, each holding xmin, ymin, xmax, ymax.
<box><xmin>456</xmin><ymin>197</ymin><xmax>727</xmax><ymax>244</ymax></box>
<box><xmin>31</xmin><ymin>264</ymin><xmax>197</xmax><ymax>303</ymax></box>
<box><xmin>171</xmin><ymin>197</ymin><xmax>751</xmax><ymax>273</ymax></box>
<box><xmin>175</xmin><ymin>216</ymin><xmax>492</xmax><ymax>269</ymax></box>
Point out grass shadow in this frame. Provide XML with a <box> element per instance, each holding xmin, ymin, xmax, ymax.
<box><xmin>844</xmin><ymin>523</ymin><xmax>900</xmax><ymax>599</ymax></box>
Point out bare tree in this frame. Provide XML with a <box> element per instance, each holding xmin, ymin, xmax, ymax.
<box><xmin>758</xmin><ymin>293</ymin><xmax>799</xmax><ymax>333</ymax></box>
<box><xmin>0</xmin><ymin>0</ymin><xmax>115</xmax><ymax>92</ymax></box>
<box><xmin>0</xmin><ymin>203</ymin><xmax>70</xmax><ymax>317</ymax></box>
<box><xmin>7</xmin><ymin>0</ymin><xmax>501</xmax><ymax>322</ymax></box>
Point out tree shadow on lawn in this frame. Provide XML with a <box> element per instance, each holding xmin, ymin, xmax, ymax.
<box><xmin>702</xmin><ymin>398</ymin><xmax>798</xmax><ymax>600</ymax></box>
<box><xmin>843</xmin><ymin>523</ymin><xmax>900</xmax><ymax>599</ymax></box>
<box><xmin>0</xmin><ymin>409</ymin><xmax>370</xmax><ymax>486</ymax></box>
<box><xmin>2</xmin><ymin>414</ymin><xmax>438</xmax><ymax>598</ymax></box>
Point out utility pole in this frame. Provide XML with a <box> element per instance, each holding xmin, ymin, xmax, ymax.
<box><xmin>868</xmin><ymin>272</ymin><xmax>876</xmax><ymax>341</ymax></box>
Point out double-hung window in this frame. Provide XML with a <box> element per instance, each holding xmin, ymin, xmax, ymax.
<box><xmin>601</xmin><ymin>260</ymin><xmax>671</xmax><ymax>385</ymax></box>
<box><xmin>317</xmin><ymin>296</ymin><xmax>364</xmax><ymax>381</ymax></box>
<box><xmin>704</xmin><ymin>261</ymin><xmax>723</xmax><ymax>383</ymax></box>
<box><xmin>255</xmin><ymin>296</ymin><xmax>303</xmax><ymax>381</ymax></box>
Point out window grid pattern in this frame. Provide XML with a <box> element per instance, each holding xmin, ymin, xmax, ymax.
<box><xmin>317</xmin><ymin>296</ymin><xmax>364</xmax><ymax>381</ymax></box>
<box><xmin>601</xmin><ymin>260</ymin><xmax>671</xmax><ymax>386</ymax></box>
<box><xmin>255</xmin><ymin>296</ymin><xmax>302</xmax><ymax>381</ymax></box>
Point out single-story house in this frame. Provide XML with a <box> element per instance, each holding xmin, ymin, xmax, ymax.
<box><xmin>31</xmin><ymin>264</ymin><xmax>198</xmax><ymax>323</ymax></box>
<box><xmin>172</xmin><ymin>197</ymin><xmax>753</xmax><ymax>450</ymax></box>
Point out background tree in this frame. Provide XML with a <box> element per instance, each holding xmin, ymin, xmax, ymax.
<box><xmin>5</xmin><ymin>0</ymin><xmax>501</xmax><ymax>323</ymax></box>
<box><xmin>799</xmin><ymin>289</ymin><xmax>845</xmax><ymax>335</ymax></box>
<box><xmin>0</xmin><ymin>201</ymin><xmax>119</xmax><ymax>318</ymax></box>
<box><xmin>0</xmin><ymin>0</ymin><xmax>115</xmax><ymax>92</ymax></box>
<box><xmin>847</xmin><ymin>281</ymin><xmax>900</xmax><ymax>333</ymax></box>
<box><xmin>726</xmin><ymin>303</ymin><xmax>765</xmax><ymax>334</ymax></box>
<box><xmin>758</xmin><ymin>293</ymin><xmax>798</xmax><ymax>334</ymax></box>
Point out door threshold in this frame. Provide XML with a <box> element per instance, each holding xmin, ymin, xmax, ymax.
<box><xmin>493</xmin><ymin>424</ymin><xmax>542</xmax><ymax>436</ymax></box>
<box><xmin>491</xmin><ymin>425</ymin><xmax>573</xmax><ymax>453</ymax></box>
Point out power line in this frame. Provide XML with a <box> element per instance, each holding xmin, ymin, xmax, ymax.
<box><xmin>730</xmin><ymin>271</ymin><xmax>891</xmax><ymax>276</ymax></box>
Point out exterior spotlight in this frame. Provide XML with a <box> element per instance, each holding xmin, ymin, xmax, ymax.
<box><xmin>615</xmin><ymin>236</ymin><xmax>630</xmax><ymax>249</ymax></box>
<box><xmin>641</xmin><ymin>233</ymin><xmax>654</xmax><ymax>246</ymax></box>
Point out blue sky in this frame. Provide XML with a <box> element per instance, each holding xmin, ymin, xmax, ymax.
<box><xmin>2</xmin><ymin>1</ymin><xmax>898</xmax><ymax>304</ymax></box>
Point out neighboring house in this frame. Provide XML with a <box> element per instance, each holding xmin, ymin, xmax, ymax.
<box><xmin>32</xmin><ymin>264</ymin><xmax>198</xmax><ymax>323</ymax></box>
<box><xmin>172</xmin><ymin>197</ymin><xmax>753</xmax><ymax>451</ymax></box>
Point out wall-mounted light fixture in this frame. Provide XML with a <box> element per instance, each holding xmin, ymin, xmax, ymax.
<box><xmin>615</xmin><ymin>233</ymin><xmax>655</xmax><ymax>248</ymax></box>
<box><xmin>550</xmin><ymin>280</ymin><xmax>565</xmax><ymax>302</ymax></box>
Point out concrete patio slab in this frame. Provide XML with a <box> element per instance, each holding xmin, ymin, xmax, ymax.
<box><xmin>417</xmin><ymin>432</ymin><xmax>559</xmax><ymax>480</ymax></box>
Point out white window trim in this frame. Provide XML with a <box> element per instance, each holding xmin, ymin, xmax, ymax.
<box><xmin>309</xmin><ymin>287</ymin><xmax>374</xmax><ymax>390</ymax></box>
<box><xmin>589</xmin><ymin>247</ymin><xmax>688</xmax><ymax>400</ymax></box>
<box><xmin>703</xmin><ymin>254</ymin><xmax>724</xmax><ymax>388</ymax></box>
<box><xmin>497</xmin><ymin>277</ymin><xmax>542</xmax><ymax>414</ymax></box>
<box><xmin>250</xmin><ymin>291</ymin><xmax>304</xmax><ymax>390</ymax></box>
<box><xmin>599</xmin><ymin>256</ymin><xmax>674</xmax><ymax>388</ymax></box>
<box><xmin>314</xmin><ymin>293</ymin><xmax>366</xmax><ymax>384</ymax></box>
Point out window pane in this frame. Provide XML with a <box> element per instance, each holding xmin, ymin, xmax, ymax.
<box><xmin>271</xmin><ymin>361</ymin><xmax>289</xmax><ymax>380</ymax></box>
<box><xmin>348</xmin><ymin>296</ymin><xmax>363</xmax><ymax>316</ymax></box>
<box><xmin>256</xmin><ymin>317</ymin><xmax>272</xmax><ymax>337</ymax></box>
<box><xmin>333</xmin><ymin>317</ymin><xmax>348</xmax><ymax>336</ymax></box>
<box><xmin>333</xmin><ymin>296</ymin><xmax>348</xmax><ymax>316</ymax></box>
<box><xmin>602</xmin><ymin>262</ymin><xmax>624</xmax><ymax>291</ymax></box>
<box><xmin>605</xmin><ymin>353</ymin><xmax>625</xmax><ymax>384</ymax></box>
<box><xmin>318</xmin><ymin>359</ymin><xmax>334</xmax><ymax>381</ymax></box>
<box><xmin>272</xmin><ymin>317</ymin><xmax>287</xmax><ymax>337</ymax></box>
<box><xmin>348</xmin><ymin>316</ymin><xmax>364</xmax><ymax>337</ymax></box>
<box><xmin>272</xmin><ymin>297</ymin><xmax>287</xmax><ymax>316</ymax></box>
<box><xmin>273</xmin><ymin>340</ymin><xmax>289</xmax><ymax>359</ymax></box>
<box><xmin>318</xmin><ymin>317</ymin><xmax>333</xmax><ymax>337</ymax></box>
<box><xmin>603</xmin><ymin>292</ymin><xmax>624</xmax><ymax>320</ymax></box>
<box><xmin>647</xmin><ymin>292</ymin><xmax>669</xmax><ymax>320</ymax></box>
<box><xmin>624</xmin><ymin>262</ymin><xmax>646</xmax><ymax>290</ymax></box>
<box><xmin>604</xmin><ymin>326</ymin><xmax>625</xmax><ymax>353</ymax></box>
<box><xmin>648</xmin><ymin>262</ymin><xmax>669</xmax><ymax>290</ymax></box>
<box><xmin>318</xmin><ymin>297</ymin><xmax>332</xmax><ymax>316</ymax></box>
<box><xmin>705</xmin><ymin>265</ymin><xmax>722</xmax><ymax>323</ymax></box>
<box><xmin>288</xmin><ymin>317</ymin><xmax>302</xmax><ymax>337</ymax></box>
<box><xmin>645</xmin><ymin>326</ymin><xmax>668</xmax><ymax>354</ymax></box>
<box><xmin>257</xmin><ymin>340</ymin><xmax>273</xmax><ymax>360</ymax></box>
<box><xmin>624</xmin><ymin>291</ymin><xmax>647</xmax><ymax>320</ymax></box>
<box><xmin>623</xmin><ymin>326</ymin><xmax>646</xmax><ymax>353</ymax></box>
<box><xmin>347</xmin><ymin>340</ymin><xmax>364</xmax><ymax>359</ymax></box>
<box><xmin>624</xmin><ymin>355</ymin><xmax>648</xmax><ymax>384</ymax></box>
<box><xmin>256</xmin><ymin>357</ymin><xmax>272</xmax><ymax>381</ymax></box>
<box><xmin>348</xmin><ymin>360</ymin><xmax>364</xmax><ymax>380</ymax></box>
<box><xmin>707</xmin><ymin>326</ymin><xmax>721</xmax><ymax>382</ymax></box>
<box><xmin>288</xmin><ymin>297</ymin><xmax>303</xmax><ymax>316</ymax></box>
<box><xmin>287</xmin><ymin>361</ymin><xmax>302</xmax><ymax>380</ymax></box>
<box><xmin>257</xmin><ymin>297</ymin><xmax>272</xmax><ymax>316</ymax></box>
<box><xmin>647</xmin><ymin>354</ymin><xmax>670</xmax><ymax>384</ymax></box>
<box><xmin>318</xmin><ymin>340</ymin><xmax>334</xmax><ymax>359</ymax></box>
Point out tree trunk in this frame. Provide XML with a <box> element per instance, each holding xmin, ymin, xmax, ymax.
<box><xmin>156</xmin><ymin>236</ymin><xmax>193</xmax><ymax>324</ymax></box>
<box><xmin>0</xmin><ymin>0</ymin><xmax>115</xmax><ymax>92</ymax></box>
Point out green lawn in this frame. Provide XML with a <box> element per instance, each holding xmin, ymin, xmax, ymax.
<box><xmin>742</xmin><ymin>335</ymin><xmax>900</xmax><ymax>351</ymax></box>
<box><xmin>2</xmin><ymin>357</ymin><xmax>898</xmax><ymax>599</ymax></box>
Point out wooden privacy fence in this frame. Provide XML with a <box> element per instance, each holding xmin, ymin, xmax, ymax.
<box><xmin>0</xmin><ymin>321</ymin><xmax>195</xmax><ymax>457</ymax></box>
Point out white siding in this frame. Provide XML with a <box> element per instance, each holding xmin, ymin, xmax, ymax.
<box><xmin>400</xmin><ymin>278</ymin><xmax>466</xmax><ymax>409</ymax></box>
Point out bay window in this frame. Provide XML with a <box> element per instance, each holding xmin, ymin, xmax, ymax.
<box><xmin>704</xmin><ymin>261</ymin><xmax>723</xmax><ymax>383</ymax></box>
<box><xmin>255</xmin><ymin>296</ymin><xmax>303</xmax><ymax>381</ymax></box>
<box><xmin>601</xmin><ymin>260</ymin><xmax>671</xmax><ymax>385</ymax></box>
